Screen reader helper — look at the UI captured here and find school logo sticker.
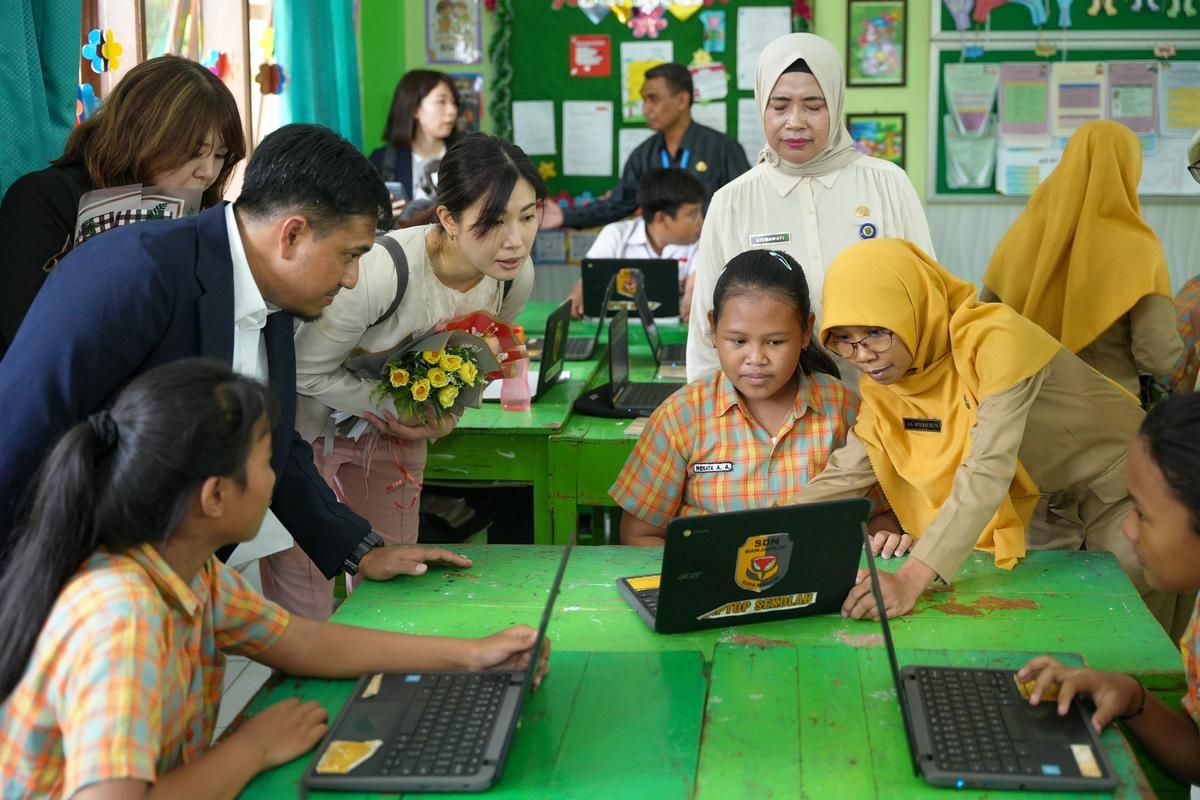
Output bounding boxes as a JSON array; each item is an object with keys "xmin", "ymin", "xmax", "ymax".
[
  {"xmin": 858, "ymin": 222, "xmax": 877, "ymax": 239},
  {"xmin": 615, "ymin": 267, "xmax": 644, "ymax": 299},
  {"xmin": 734, "ymin": 533, "xmax": 793, "ymax": 593}
]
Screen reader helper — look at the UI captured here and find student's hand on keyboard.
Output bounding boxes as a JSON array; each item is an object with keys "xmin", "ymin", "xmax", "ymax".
[
  {"xmin": 234, "ymin": 697, "xmax": 330, "ymax": 768},
  {"xmin": 869, "ymin": 530, "xmax": 913, "ymax": 559},
  {"xmin": 470, "ymin": 626, "xmax": 551, "ymax": 688},
  {"xmin": 1016, "ymin": 657, "xmax": 1143, "ymax": 733},
  {"xmin": 359, "ymin": 544, "xmax": 473, "ymax": 580}
]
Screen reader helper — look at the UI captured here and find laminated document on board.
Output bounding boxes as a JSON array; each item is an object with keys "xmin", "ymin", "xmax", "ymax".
[
  {"xmin": 512, "ymin": 100, "xmax": 556, "ymax": 155},
  {"xmin": 1108, "ymin": 61, "xmax": 1158, "ymax": 134},
  {"xmin": 944, "ymin": 63, "xmax": 998, "ymax": 136},
  {"xmin": 563, "ymin": 101, "xmax": 614, "ymax": 176},
  {"xmin": 1050, "ymin": 62, "xmax": 1106, "ymax": 136},
  {"xmin": 998, "ymin": 63, "xmax": 1049, "ymax": 136},
  {"xmin": 944, "ymin": 114, "xmax": 996, "ymax": 189},
  {"xmin": 1158, "ymin": 61, "xmax": 1200, "ymax": 137}
]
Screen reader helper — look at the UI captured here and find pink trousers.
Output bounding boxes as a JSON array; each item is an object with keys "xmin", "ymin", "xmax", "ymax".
[{"xmin": 259, "ymin": 434, "xmax": 427, "ymax": 619}]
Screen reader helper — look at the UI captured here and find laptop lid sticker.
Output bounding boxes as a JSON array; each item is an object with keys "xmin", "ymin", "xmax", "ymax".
[{"xmin": 735, "ymin": 533, "xmax": 793, "ymax": 592}]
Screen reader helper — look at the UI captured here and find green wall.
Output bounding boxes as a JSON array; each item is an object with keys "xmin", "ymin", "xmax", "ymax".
[{"xmin": 361, "ymin": 1, "xmax": 933, "ymax": 199}]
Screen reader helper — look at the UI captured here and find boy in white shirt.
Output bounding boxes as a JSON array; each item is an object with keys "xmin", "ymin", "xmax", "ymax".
[{"xmin": 567, "ymin": 168, "xmax": 705, "ymax": 321}]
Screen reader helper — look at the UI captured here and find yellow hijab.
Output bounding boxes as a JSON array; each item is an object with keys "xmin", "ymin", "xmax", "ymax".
[
  {"xmin": 822, "ymin": 239, "xmax": 1062, "ymax": 570},
  {"xmin": 983, "ymin": 120, "xmax": 1172, "ymax": 353}
]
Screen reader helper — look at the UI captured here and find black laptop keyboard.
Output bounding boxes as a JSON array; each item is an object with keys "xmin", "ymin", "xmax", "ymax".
[
  {"xmin": 918, "ymin": 668, "xmax": 1040, "ymax": 776},
  {"xmin": 378, "ymin": 673, "xmax": 510, "ymax": 778},
  {"xmin": 565, "ymin": 337, "xmax": 593, "ymax": 359},
  {"xmin": 620, "ymin": 381, "xmax": 678, "ymax": 409},
  {"xmin": 636, "ymin": 588, "xmax": 660, "ymax": 615}
]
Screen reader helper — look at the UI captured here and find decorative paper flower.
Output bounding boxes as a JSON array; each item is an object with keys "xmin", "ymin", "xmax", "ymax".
[
  {"xmin": 553, "ymin": 190, "xmax": 574, "ymax": 209},
  {"xmin": 255, "ymin": 62, "xmax": 287, "ymax": 95},
  {"xmin": 690, "ymin": 48, "xmax": 713, "ymax": 66},
  {"xmin": 629, "ymin": 6, "xmax": 668, "ymax": 37},
  {"xmin": 538, "ymin": 160, "xmax": 557, "ymax": 181},
  {"xmin": 792, "ymin": 0, "xmax": 814, "ymax": 24},
  {"xmin": 203, "ymin": 49, "xmax": 231, "ymax": 80},
  {"xmin": 81, "ymin": 29, "xmax": 122, "ymax": 74},
  {"xmin": 609, "ymin": 0, "xmax": 636, "ymax": 24},
  {"xmin": 76, "ymin": 83, "xmax": 100, "ymax": 125},
  {"xmin": 574, "ymin": 190, "xmax": 596, "ymax": 207}
]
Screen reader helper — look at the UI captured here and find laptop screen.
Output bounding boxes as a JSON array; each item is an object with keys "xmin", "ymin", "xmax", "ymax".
[
  {"xmin": 583, "ymin": 259, "xmax": 679, "ymax": 317},
  {"xmin": 518, "ymin": 534, "xmax": 575, "ymax": 698},
  {"xmin": 539, "ymin": 300, "xmax": 569, "ymax": 393},
  {"xmin": 633, "ymin": 285, "xmax": 663, "ymax": 358},
  {"xmin": 608, "ymin": 310, "xmax": 630, "ymax": 395}
]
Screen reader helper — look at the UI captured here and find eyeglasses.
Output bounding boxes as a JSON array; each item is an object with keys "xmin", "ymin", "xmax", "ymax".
[
  {"xmin": 825, "ymin": 330, "xmax": 895, "ymax": 359},
  {"xmin": 1190, "ymin": 160, "xmax": 1200, "ymax": 185}
]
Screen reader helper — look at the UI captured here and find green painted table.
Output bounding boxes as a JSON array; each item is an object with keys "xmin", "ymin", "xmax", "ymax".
[{"xmin": 243, "ymin": 545, "xmax": 1184, "ymax": 798}]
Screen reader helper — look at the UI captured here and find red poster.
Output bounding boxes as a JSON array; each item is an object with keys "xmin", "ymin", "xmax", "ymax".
[{"xmin": 569, "ymin": 34, "xmax": 611, "ymax": 77}]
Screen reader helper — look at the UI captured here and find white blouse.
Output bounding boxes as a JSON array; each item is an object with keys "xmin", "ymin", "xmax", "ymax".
[
  {"xmin": 293, "ymin": 224, "xmax": 534, "ymax": 440},
  {"xmin": 685, "ymin": 156, "xmax": 934, "ymax": 382}
]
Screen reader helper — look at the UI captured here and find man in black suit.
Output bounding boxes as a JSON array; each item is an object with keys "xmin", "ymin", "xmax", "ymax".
[{"xmin": 0, "ymin": 124, "xmax": 470, "ymax": 615}]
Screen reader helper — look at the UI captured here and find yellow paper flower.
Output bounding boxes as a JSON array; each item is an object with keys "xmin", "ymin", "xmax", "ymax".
[
  {"xmin": 427, "ymin": 368, "xmax": 449, "ymax": 388},
  {"xmin": 411, "ymin": 379, "xmax": 431, "ymax": 402},
  {"xmin": 389, "ymin": 367, "xmax": 409, "ymax": 387},
  {"xmin": 457, "ymin": 361, "xmax": 478, "ymax": 384},
  {"xmin": 439, "ymin": 353, "xmax": 463, "ymax": 371},
  {"xmin": 437, "ymin": 385, "xmax": 460, "ymax": 408},
  {"xmin": 422, "ymin": 350, "xmax": 443, "ymax": 364}
]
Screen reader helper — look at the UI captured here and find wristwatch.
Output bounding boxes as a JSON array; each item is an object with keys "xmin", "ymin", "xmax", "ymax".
[{"xmin": 343, "ymin": 531, "xmax": 384, "ymax": 576}]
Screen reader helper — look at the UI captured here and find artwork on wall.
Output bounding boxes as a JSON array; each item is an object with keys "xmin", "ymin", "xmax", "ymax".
[
  {"xmin": 426, "ymin": 0, "xmax": 483, "ymax": 64},
  {"xmin": 846, "ymin": 0, "xmax": 907, "ymax": 87},
  {"xmin": 847, "ymin": 112, "xmax": 906, "ymax": 168},
  {"xmin": 451, "ymin": 73, "xmax": 484, "ymax": 134}
]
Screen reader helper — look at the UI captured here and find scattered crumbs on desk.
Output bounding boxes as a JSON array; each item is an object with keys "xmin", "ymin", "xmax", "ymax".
[
  {"xmin": 625, "ymin": 417, "xmax": 651, "ymax": 436},
  {"xmin": 834, "ymin": 629, "xmax": 884, "ymax": 648}
]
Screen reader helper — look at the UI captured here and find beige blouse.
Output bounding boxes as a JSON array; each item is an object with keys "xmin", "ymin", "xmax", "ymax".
[
  {"xmin": 293, "ymin": 225, "xmax": 534, "ymax": 441},
  {"xmin": 790, "ymin": 348, "xmax": 1143, "ymax": 581}
]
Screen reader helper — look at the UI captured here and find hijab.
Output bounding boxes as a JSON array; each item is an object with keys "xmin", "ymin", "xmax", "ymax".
[{"xmin": 822, "ymin": 239, "xmax": 1062, "ymax": 569}]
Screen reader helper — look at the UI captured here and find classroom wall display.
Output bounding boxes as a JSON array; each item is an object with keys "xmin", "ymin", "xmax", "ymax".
[
  {"xmin": 937, "ymin": 0, "xmax": 1200, "ymax": 34},
  {"xmin": 848, "ymin": 112, "xmax": 907, "ymax": 167},
  {"xmin": 452, "ymin": 73, "xmax": 484, "ymax": 134},
  {"xmin": 847, "ymin": 0, "xmax": 908, "ymax": 86},
  {"xmin": 426, "ymin": 0, "xmax": 483, "ymax": 64}
]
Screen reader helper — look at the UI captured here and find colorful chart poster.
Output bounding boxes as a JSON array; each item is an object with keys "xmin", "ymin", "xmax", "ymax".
[
  {"xmin": 1108, "ymin": 61, "xmax": 1158, "ymax": 134},
  {"xmin": 570, "ymin": 34, "xmax": 611, "ymax": 77},
  {"xmin": 999, "ymin": 63, "xmax": 1050, "ymax": 136},
  {"xmin": 621, "ymin": 40, "xmax": 673, "ymax": 122},
  {"xmin": 1050, "ymin": 61, "xmax": 1106, "ymax": 136},
  {"xmin": 425, "ymin": 0, "xmax": 482, "ymax": 64},
  {"xmin": 1159, "ymin": 61, "xmax": 1200, "ymax": 137}
]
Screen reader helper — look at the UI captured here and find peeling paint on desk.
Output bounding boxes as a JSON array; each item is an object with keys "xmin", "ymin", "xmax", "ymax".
[
  {"xmin": 747, "ymin": 692, "xmax": 763, "ymax": 701},
  {"xmin": 868, "ymin": 689, "xmax": 897, "ymax": 702},
  {"xmin": 721, "ymin": 632, "xmax": 792, "ymax": 648},
  {"xmin": 834, "ymin": 629, "xmax": 884, "ymax": 648},
  {"xmin": 495, "ymin": 450, "xmax": 516, "ymax": 459}
]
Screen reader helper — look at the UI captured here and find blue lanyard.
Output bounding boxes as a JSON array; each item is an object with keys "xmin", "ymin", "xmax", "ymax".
[{"xmin": 661, "ymin": 148, "xmax": 690, "ymax": 169}]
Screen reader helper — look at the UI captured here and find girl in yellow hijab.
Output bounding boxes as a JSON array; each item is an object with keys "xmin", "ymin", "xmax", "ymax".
[
  {"xmin": 789, "ymin": 239, "xmax": 1188, "ymax": 637},
  {"xmin": 983, "ymin": 120, "xmax": 1181, "ymax": 398}
]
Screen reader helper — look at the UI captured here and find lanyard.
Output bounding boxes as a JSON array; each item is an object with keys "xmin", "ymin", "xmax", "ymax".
[{"xmin": 660, "ymin": 148, "xmax": 690, "ymax": 169}]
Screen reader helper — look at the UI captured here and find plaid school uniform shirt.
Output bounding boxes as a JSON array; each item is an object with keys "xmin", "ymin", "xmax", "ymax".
[
  {"xmin": 1182, "ymin": 593, "xmax": 1200, "ymax": 726},
  {"xmin": 0, "ymin": 543, "xmax": 289, "ymax": 799},
  {"xmin": 611, "ymin": 370, "xmax": 883, "ymax": 526}
]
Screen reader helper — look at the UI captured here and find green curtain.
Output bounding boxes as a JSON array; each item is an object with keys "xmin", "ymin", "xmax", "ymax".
[
  {"xmin": 276, "ymin": 0, "xmax": 364, "ymax": 149},
  {"xmin": 0, "ymin": 0, "xmax": 80, "ymax": 195}
]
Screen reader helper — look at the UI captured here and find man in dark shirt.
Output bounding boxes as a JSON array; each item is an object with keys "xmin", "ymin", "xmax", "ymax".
[{"xmin": 540, "ymin": 63, "xmax": 750, "ymax": 230}]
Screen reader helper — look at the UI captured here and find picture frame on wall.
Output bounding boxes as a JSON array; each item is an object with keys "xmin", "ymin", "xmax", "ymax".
[
  {"xmin": 846, "ymin": 0, "xmax": 907, "ymax": 87},
  {"xmin": 847, "ymin": 112, "xmax": 906, "ymax": 169},
  {"xmin": 426, "ymin": 0, "xmax": 483, "ymax": 65}
]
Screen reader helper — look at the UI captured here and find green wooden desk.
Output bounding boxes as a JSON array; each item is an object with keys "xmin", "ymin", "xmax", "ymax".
[{"xmin": 243, "ymin": 546, "xmax": 1184, "ymax": 798}]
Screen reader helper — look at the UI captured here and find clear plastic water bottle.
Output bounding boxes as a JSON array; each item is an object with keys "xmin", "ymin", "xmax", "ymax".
[{"xmin": 501, "ymin": 325, "xmax": 531, "ymax": 411}]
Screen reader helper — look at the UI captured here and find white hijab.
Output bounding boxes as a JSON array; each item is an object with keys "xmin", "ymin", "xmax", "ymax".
[{"xmin": 755, "ymin": 33, "xmax": 861, "ymax": 177}]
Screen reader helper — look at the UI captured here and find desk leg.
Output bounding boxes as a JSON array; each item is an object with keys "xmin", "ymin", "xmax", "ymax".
[{"xmin": 548, "ymin": 437, "xmax": 580, "ymax": 544}]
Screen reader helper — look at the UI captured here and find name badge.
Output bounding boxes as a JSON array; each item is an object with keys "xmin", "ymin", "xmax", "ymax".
[
  {"xmin": 903, "ymin": 418, "xmax": 942, "ymax": 433},
  {"xmin": 693, "ymin": 461, "xmax": 734, "ymax": 474},
  {"xmin": 748, "ymin": 232, "xmax": 790, "ymax": 246}
]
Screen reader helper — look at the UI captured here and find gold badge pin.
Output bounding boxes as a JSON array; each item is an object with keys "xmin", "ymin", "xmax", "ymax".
[
  {"xmin": 696, "ymin": 161, "xmax": 708, "ymax": 172},
  {"xmin": 856, "ymin": 206, "xmax": 870, "ymax": 217}
]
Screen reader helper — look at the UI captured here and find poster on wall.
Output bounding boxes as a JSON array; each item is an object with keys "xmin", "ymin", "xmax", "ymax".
[
  {"xmin": 621, "ymin": 40, "xmax": 673, "ymax": 122},
  {"xmin": 846, "ymin": 0, "xmax": 906, "ymax": 87},
  {"xmin": 452, "ymin": 73, "xmax": 484, "ymax": 134},
  {"xmin": 426, "ymin": 0, "xmax": 482, "ymax": 65},
  {"xmin": 847, "ymin": 113, "xmax": 906, "ymax": 168},
  {"xmin": 570, "ymin": 34, "xmax": 611, "ymax": 77}
]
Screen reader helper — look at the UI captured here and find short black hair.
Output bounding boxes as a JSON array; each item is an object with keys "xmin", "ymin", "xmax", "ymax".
[
  {"xmin": 1140, "ymin": 392, "xmax": 1200, "ymax": 537},
  {"xmin": 644, "ymin": 63, "xmax": 694, "ymax": 107},
  {"xmin": 236, "ymin": 123, "xmax": 392, "ymax": 234},
  {"xmin": 636, "ymin": 168, "xmax": 706, "ymax": 221}
]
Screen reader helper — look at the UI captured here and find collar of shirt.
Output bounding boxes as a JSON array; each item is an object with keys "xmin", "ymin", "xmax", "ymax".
[
  {"xmin": 126, "ymin": 542, "xmax": 203, "ymax": 617},
  {"xmin": 225, "ymin": 202, "xmax": 277, "ymax": 332},
  {"xmin": 762, "ymin": 163, "xmax": 842, "ymax": 197},
  {"xmin": 713, "ymin": 369, "xmax": 826, "ymax": 422}
]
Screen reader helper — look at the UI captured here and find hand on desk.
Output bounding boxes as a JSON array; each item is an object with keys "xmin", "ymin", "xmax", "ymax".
[
  {"xmin": 359, "ymin": 544, "xmax": 473, "ymax": 579},
  {"xmin": 841, "ymin": 557, "xmax": 935, "ymax": 620},
  {"xmin": 235, "ymin": 697, "xmax": 330, "ymax": 769},
  {"xmin": 869, "ymin": 530, "xmax": 913, "ymax": 559},
  {"xmin": 472, "ymin": 625, "xmax": 552, "ymax": 689},
  {"xmin": 1016, "ymin": 657, "xmax": 1142, "ymax": 733}
]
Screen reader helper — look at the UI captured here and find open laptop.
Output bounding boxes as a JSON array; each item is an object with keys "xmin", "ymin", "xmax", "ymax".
[
  {"xmin": 483, "ymin": 299, "xmax": 570, "ymax": 402},
  {"xmin": 531, "ymin": 274, "xmax": 616, "ymax": 362},
  {"xmin": 303, "ymin": 536, "xmax": 575, "ymax": 793},
  {"xmin": 617, "ymin": 499, "xmax": 870, "ymax": 634},
  {"xmin": 582, "ymin": 258, "xmax": 679, "ymax": 318},
  {"xmin": 607, "ymin": 310, "xmax": 683, "ymax": 416},
  {"xmin": 860, "ymin": 524, "xmax": 1119, "ymax": 791},
  {"xmin": 632, "ymin": 284, "xmax": 686, "ymax": 366}
]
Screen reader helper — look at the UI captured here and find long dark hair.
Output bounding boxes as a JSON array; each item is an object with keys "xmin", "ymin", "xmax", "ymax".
[
  {"xmin": 56, "ymin": 55, "xmax": 245, "ymax": 209},
  {"xmin": 412, "ymin": 132, "xmax": 548, "ymax": 237},
  {"xmin": 383, "ymin": 70, "xmax": 460, "ymax": 150},
  {"xmin": 0, "ymin": 359, "xmax": 276, "ymax": 702},
  {"xmin": 712, "ymin": 249, "xmax": 840, "ymax": 379},
  {"xmin": 1140, "ymin": 392, "xmax": 1200, "ymax": 536}
]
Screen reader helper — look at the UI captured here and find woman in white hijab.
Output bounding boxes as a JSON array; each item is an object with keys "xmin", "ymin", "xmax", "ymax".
[{"xmin": 685, "ymin": 33, "xmax": 934, "ymax": 381}]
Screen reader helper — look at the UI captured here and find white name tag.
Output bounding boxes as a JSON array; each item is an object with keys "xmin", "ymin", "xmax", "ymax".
[
  {"xmin": 692, "ymin": 461, "xmax": 734, "ymax": 474},
  {"xmin": 748, "ymin": 232, "xmax": 790, "ymax": 246}
]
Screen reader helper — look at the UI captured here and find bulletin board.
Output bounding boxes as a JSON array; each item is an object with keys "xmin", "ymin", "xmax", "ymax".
[
  {"xmin": 508, "ymin": 2, "xmax": 802, "ymax": 201},
  {"xmin": 936, "ymin": 3, "xmax": 1200, "ymax": 35},
  {"xmin": 929, "ymin": 41, "xmax": 1200, "ymax": 199}
]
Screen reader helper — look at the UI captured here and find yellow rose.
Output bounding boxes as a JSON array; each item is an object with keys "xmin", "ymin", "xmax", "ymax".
[
  {"xmin": 457, "ymin": 361, "xmax": 478, "ymax": 384},
  {"xmin": 437, "ymin": 385, "xmax": 460, "ymax": 408},
  {"xmin": 439, "ymin": 353, "xmax": 463, "ymax": 371},
  {"xmin": 422, "ymin": 350, "xmax": 443, "ymax": 364},
  {"xmin": 411, "ymin": 379, "xmax": 431, "ymax": 402},
  {"xmin": 427, "ymin": 367, "xmax": 449, "ymax": 388},
  {"xmin": 388, "ymin": 367, "xmax": 409, "ymax": 387}
]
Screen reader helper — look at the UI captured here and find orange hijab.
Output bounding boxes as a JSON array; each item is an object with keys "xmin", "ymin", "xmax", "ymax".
[
  {"xmin": 823, "ymin": 240, "xmax": 1062, "ymax": 570},
  {"xmin": 983, "ymin": 120, "xmax": 1172, "ymax": 353}
]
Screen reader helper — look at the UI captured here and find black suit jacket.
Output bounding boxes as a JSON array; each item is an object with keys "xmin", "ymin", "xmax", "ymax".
[{"xmin": 0, "ymin": 203, "xmax": 369, "ymax": 576}]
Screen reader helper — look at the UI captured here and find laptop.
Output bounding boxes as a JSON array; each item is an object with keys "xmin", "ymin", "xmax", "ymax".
[
  {"xmin": 303, "ymin": 536, "xmax": 575, "ymax": 793},
  {"xmin": 617, "ymin": 499, "xmax": 870, "ymax": 634},
  {"xmin": 582, "ymin": 258, "xmax": 680, "ymax": 318},
  {"xmin": 483, "ymin": 299, "xmax": 570, "ymax": 402},
  {"xmin": 531, "ymin": 274, "xmax": 616, "ymax": 362},
  {"xmin": 607, "ymin": 310, "xmax": 683, "ymax": 416},
  {"xmin": 860, "ymin": 524, "xmax": 1119, "ymax": 791},
  {"xmin": 632, "ymin": 284, "xmax": 686, "ymax": 366}
]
